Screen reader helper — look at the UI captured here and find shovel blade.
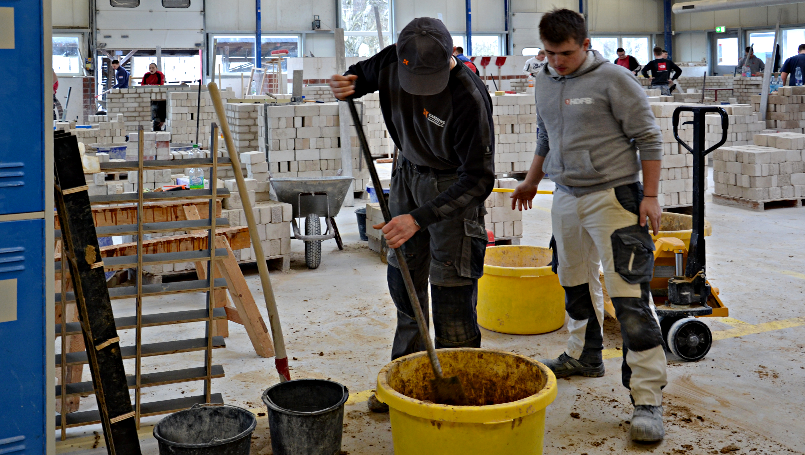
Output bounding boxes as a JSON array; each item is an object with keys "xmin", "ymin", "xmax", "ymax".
[{"xmin": 430, "ymin": 375, "xmax": 468, "ymax": 406}]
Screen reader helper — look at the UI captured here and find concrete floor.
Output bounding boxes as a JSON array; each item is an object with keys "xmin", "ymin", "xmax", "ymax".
[{"xmin": 57, "ymin": 169, "xmax": 805, "ymax": 454}]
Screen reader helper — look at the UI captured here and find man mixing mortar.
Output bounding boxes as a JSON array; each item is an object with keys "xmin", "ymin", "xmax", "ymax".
[
  {"xmin": 330, "ymin": 17, "xmax": 495, "ymax": 412},
  {"xmin": 510, "ymin": 9, "xmax": 668, "ymax": 442}
]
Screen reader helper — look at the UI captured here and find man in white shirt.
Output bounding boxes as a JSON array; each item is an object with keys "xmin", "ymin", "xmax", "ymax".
[{"xmin": 523, "ymin": 49, "xmax": 547, "ymax": 76}]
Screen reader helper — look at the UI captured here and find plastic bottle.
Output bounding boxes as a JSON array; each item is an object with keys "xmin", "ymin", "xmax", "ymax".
[
  {"xmin": 188, "ymin": 149, "xmax": 205, "ymax": 189},
  {"xmin": 743, "ymin": 65, "xmax": 751, "ymax": 77},
  {"xmin": 796, "ymin": 67, "xmax": 803, "ymax": 86}
]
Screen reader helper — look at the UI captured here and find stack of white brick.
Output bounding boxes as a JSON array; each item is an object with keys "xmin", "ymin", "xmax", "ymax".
[
  {"xmin": 704, "ymin": 104, "xmax": 766, "ymax": 150},
  {"xmin": 302, "ymin": 85, "xmax": 337, "ymax": 103},
  {"xmin": 126, "ymin": 131, "xmax": 172, "ymax": 160},
  {"xmin": 225, "ymin": 103, "xmax": 262, "ymax": 150},
  {"xmin": 364, "ymin": 203, "xmax": 385, "ymax": 254},
  {"xmin": 484, "ymin": 178, "xmax": 523, "ymax": 240},
  {"xmin": 167, "ymin": 89, "xmax": 234, "ymax": 148},
  {"xmin": 220, "ymin": 200, "xmax": 293, "ymax": 264},
  {"xmin": 713, "ymin": 133, "xmax": 805, "ymax": 201},
  {"xmin": 751, "ymin": 86, "xmax": 805, "ymax": 132},
  {"xmin": 492, "ymin": 94, "xmax": 537, "ymax": 174},
  {"xmin": 733, "ymin": 76, "xmax": 764, "ymax": 104},
  {"xmin": 68, "ymin": 117, "xmax": 129, "ymax": 145},
  {"xmin": 363, "ymin": 93, "xmax": 395, "ymax": 157},
  {"xmin": 650, "ymin": 103, "xmax": 697, "ymax": 207}
]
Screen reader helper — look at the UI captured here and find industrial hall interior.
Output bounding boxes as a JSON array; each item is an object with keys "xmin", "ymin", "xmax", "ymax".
[{"xmin": 4, "ymin": 0, "xmax": 805, "ymax": 453}]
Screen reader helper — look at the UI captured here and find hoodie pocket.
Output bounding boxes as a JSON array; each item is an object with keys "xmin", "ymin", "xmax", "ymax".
[{"xmin": 562, "ymin": 149, "xmax": 605, "ymax": 185}]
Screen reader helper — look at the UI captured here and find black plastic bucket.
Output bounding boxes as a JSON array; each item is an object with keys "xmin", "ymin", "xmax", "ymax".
[
  {"xmin": 153, "ymin": 404, "xmax": 257, "ymax": 455},
  {"xmin": 262, "ymin": 379, "xmax": 349, "ymax": 455},
  {"xmin": 355, "ymin": 207, "xmax": 368, "ymax": 241}
]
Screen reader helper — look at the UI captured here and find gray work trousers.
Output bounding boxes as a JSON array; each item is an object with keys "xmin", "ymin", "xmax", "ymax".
[{"xmin": 386, "ymin": 159, "xmax": 487, "ymax": 360}]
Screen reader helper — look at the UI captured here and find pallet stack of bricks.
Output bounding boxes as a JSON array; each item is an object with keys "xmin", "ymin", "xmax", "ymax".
[
  {"xmin": 257, "ymin": 102, "xmax": 373, "ymax": 192},
  {"xmin": 484, "ymin": 178, "xmax": 523, "ymax": 241},
  {"xmin": 649, "ymin": 102, "xmax": 697, "ymax": 207},
  {"xmin": 751, "ymin": 86, "xmax": 805, "ymax": 132},
  {"xmin": 704, "ymin": 104, "xmax": 766, "ymax": 150},
  {"xmin": 713, "ymin": 132, "xmax": 805, "ymax": 202},
  {"xmin": 492, "ymin": 94, "xmax": 537, "ymax": 175},
  {"xmin": 167, "ymin": 88, "xmax": 234, "ymax": 149},
  {"xmin": 219, "ymin": 200, "xmax": 292, "ymax": 268}
]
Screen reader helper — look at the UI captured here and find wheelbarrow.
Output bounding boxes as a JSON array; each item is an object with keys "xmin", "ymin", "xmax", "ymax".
[{"xmin": 271, "ymin": 176, "xmax": 353, "ymax": 269}]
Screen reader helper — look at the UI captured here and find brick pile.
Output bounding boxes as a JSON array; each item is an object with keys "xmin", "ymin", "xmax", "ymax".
[
  {"xmin": 704, "ymin": 104, "xmax": 765, "ymax": 150},
  {"xmin": 362, "ymin": 93, "xmax": 394, "ymax": 157},
  {"xmin": 220, "ymin": 200, "xmax": 293, "ymax": 268},
  {"xmin": 483, "ymin": 178, "xmax": 523, "ymax": 241},
  {"xmin": 751, "ymin": 86, "xmax": 805, "ymax": 132},
  {"xmin": 302, "ymin": 85, "xmax": 337, "ymax": 103},
  {"xmin": 649, "ymin": 102, "xmax": 697, "ymax": 207},
  {"xmin": 492, "ymin": 94, "xmax": 537, "ymax": 175},
  {"xmin": 167, "ymin": 88, "xmax": 235, "ymax": 149},
  {"xmin": 713, "ymin": 133, "xmax": 805, "ymax": 203},
  {"xmin": 732, "ymin": 76, "xmax": 764, "ymax": 104}
]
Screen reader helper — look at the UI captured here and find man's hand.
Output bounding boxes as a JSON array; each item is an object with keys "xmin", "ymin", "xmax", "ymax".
[
  {"xmin": 373, "ymin": 214, "xmax": 420, "ymax": 249},
  {"xmin": 330, "ymin": 74, "xmax": 358, "ymax": 100},
  {"xmin": 640, "ymin": 197, "xmax": 661, "ymax": 236},
  {"xmin": 511, "ymin": 183, "xmax": 539, "ymax": 211}
]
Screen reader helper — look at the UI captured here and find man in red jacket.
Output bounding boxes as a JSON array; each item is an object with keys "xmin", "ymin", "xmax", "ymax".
[{"xmin": 141, "ymin": 63, "xmax": 166, "ymax": 85}]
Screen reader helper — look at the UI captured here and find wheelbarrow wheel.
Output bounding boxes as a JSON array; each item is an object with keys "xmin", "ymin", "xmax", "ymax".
[{"xmin": 305, "ymin": 214, "xmax": 322, "ymax": 269}]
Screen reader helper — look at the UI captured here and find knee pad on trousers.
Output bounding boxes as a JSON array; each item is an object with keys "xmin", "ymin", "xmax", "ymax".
[
  {"xmin": 564, "ymin": 283, "xmax": 595, "ymax": 321},
  {"xmin": 611, "ymin": 285, "xmax": 663, "ymax": 352},
  {"xmin": 431, "ymin": 283, "xmax": 481, "ymax": 348}
]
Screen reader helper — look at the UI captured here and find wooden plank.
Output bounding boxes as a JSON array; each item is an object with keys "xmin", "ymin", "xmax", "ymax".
[
  {"xmin": 57, "ymin": 365, "xmax": 225, "ymax": 398},
  {"xmin": 54, "ymin": 199, "xmax": 222, "ymax": 230},
  {"xmin": 56, "ymin": 307, "xmax": 227, "ymax": 337},
  {"xmin": 101, "ymin": 157, "xmax": 233, "ymax": 172},
  {"xmin": 56, "ymin": 336, "xmax": 227, "ymax": 367},
  {"xmin": 89, "ymin": 188, "xmax": 230, "ymax": 205},
  {"xmin": 57, "ymin": 278, "xmax": 229, "ymax": 304},
  {"xmin": 54, "ymin": 131, "xmax": 142, "ymax": 453},
  {"xmin": 57, "ymin": 393, "xmax": 224, "ymax": 428},
  {"xmin": 55, "ymin": 218, "xmax": 231, "ymax": 238},
  {"xmin": 55, "ymin": 296, "xmax": 83, "ymax": 414},
  {"xmin": 712, "ymin": 194, "xmax": 803, "ymax": 211},
  {"xmin": 56, "ymin": 248, "xmax": 229, "ymax": 272}
]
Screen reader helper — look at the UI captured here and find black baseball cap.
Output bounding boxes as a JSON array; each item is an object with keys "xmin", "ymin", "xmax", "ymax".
[{"xmin": 396, "ymin": 18, "xmax": 453, "ymax": 96}]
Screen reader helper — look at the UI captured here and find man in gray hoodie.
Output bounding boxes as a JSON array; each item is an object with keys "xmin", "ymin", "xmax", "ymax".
[{"xmin": 511, "ymin": 9, "xmax": 667, "ymax": 442}]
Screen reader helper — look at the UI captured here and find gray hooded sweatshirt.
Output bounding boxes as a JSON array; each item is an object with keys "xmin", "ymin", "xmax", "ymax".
[{"xmin": 535, "ymin": 50, "xmax": 662, "ymax": 196}]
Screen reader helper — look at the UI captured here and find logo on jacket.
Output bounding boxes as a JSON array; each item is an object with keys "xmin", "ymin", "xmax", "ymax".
[
  {"xmin": 423, "ymin": 108, "xmax": 446, "ymax": 127},
  {"xmin": 658, "ymin": 62, "xmax": 667, "ymax": 71},
  {"xmin": 564, "ymin": 98, "xmax": 593, "ymax": 105}
]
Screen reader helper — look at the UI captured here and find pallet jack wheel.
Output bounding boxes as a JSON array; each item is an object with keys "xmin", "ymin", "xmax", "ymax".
[
  {"xmin": 305, "ymin": 214, "xmax": 322, "ymax": 269},
  {"xmin": 666, "ymin": 317, "xmax": 712, "ymax": 361}
]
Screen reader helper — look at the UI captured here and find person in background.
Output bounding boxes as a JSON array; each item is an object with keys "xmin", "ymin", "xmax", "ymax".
[
  {"xmin": 738, "ymin": 47, "xmax": 765, "ymax": 76},
  {"xmin": 331, "ymin": 17, "xmax": 495, "ymax": 414},
  {"xmin": 111, "ymin": 59, "xmax": 129, "ymax": 89},
  {"xmin": 642, "ymin": 47, "xmax": 681, "ymax": 96},
  {"xmin": 53, "ymin": 69, "xmax": 62, "ymax": 120},
  {"xmin": 511, "ymin": 8, "xmax": 667, "ymax": 443},
  {"xmin": 614, "ymin": 48, "xmax": 642, "ymax": 76},
  {"xmin": 524, "ymin": 50, "xmax": 548, "ymax": 76},
  {"xmin": 141, "ymin": 63, "xmax": 166, "ymax": 86},
  {"xmin": 781, "ymin": 44, "xmax": 805, "ymax": 86},
  {"xmin": 453, "ymin": 46, "xmax": 480, "ymax": 75}
]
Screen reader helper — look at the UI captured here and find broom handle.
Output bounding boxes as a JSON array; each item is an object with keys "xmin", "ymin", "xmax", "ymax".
[
  {"xmin": 346, "ymin": 98, "xmax": 444, "ymax": 380},
  {"xmin": 207, "ymin": 82, "xmax": 290, "ymax": 382}
]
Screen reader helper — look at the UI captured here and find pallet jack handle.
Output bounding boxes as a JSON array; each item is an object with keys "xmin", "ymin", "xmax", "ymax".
[{"xmin": 670, "ymin": 106, "xmax": 729, "ymax": 279}]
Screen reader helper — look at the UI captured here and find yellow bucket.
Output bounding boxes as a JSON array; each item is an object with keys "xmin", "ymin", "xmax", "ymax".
[
  {"xmin": 477, "ymin": 246, "xmax": 565, "ymax": 334},
  {"xmin": 650, "ymin": 212, "xmax": 712, "ymax": 249},
  {"xmin": 376, "ymin": 349, "xmax": 557, "ymax": 455}
]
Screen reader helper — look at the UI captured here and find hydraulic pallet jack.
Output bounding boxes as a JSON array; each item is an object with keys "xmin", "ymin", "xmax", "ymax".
[{"xmin": 652, "ymin": 106, "xmax": 731, "ymax": 361}]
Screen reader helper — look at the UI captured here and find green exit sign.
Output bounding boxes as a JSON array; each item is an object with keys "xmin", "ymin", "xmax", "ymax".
[{"xmin": 716, "ymin": 26, "xmax": 726, "ymax": 33}]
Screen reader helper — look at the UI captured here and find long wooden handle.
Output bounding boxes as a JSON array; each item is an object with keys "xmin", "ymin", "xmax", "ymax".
[
  {"xmin": 346, "ymin": 99, "xmax": 444, "ymax": 380},
  {"xmin": 207, "ymin": 82, "xmax": 290, "ymax": 382}
]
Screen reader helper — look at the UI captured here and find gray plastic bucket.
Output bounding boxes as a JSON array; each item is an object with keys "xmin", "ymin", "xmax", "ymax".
[
  {"xmin": 262, "ymin": 379, "xmax": 349, "ymax": 455},
  {"xmin": 153, "ymin": 404, "xmax": 256, "ymax": 455}
]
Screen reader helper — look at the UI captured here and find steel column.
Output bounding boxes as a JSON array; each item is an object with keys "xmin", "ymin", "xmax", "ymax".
[
  {"xmin": 465, "ymin": 0, "xmax": 472, "ymax": 55},
  {"xmin": 664, "ymin": 0, "xmax": 673, "ymax": 60},
  {"xmin": 256, "ymin": 0, "xmax": 262, "ymax": 69}
]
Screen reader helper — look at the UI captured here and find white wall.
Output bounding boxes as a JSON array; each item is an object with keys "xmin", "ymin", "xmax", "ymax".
[
  {"xmin": 674, "ymin": 32, "xmax": 708, "ymax": 63},
  {"xmin": 53, "ymin": 0, "xmax": 89, "ymax": 28},
  {"xmin": 96, "ymin": 0, "xmax": 204, "ymax": 49},
  {"xmin": 673, "ymin": 3, "xmax": 805, "ymax": 32},
  {"xmin": 394, "ymin": 0, "xmax": 505, "ymax": 33},
  {"xmin": 206, "ymin": 0, "xmax": 337, "ymax": 32},
  {"xmin": 54, "ymin": 77, "xmax": 85, "ymax": 123}
]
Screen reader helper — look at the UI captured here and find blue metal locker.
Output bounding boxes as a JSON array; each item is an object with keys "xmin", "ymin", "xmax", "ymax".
[{"xmin": 0, "ymin": 0, "xmax": 53, "ymax": 453}]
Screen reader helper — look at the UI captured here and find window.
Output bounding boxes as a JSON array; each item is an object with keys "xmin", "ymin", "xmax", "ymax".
[
  {"xmin": 162, "ymin": 0, "xmax": 190, "ymax": 7},
  {"xmin": 748, "ymin": 32, "xmax": 775, "ymax": 66},
  {"xmin": 717, "ymin": 37, "xmax": 738, "ymax": 66},
  {"xmin": 342, "ymin": 0, "xmax": 391, "ymax": 57},
  {"xmin": 131, "ymin": 56, "xmax": 201, "ymax": 84},
  {"xmin": 53, "ymin": 36, "xmax": 82, "ymax": 75},
  {"xmin": 211, "ymin": 35, "xmax": 300, "ymax": 74},
  {"xmin": 521, "ymin": 47, "xmax": 541, "ymax": 56},
  {"xmin": 590, "ymin": 37, "xmax": 619, "ymax": 61},
  {"xmin": 622, "ymin": 37, "xmax": 650, "ymax": 66},
  {"xmin": 452, "ymin": 35, "xmax": 502, "ymax": 56},
  {"xmin": 110, "ymin": 0, "xmax": 139, "ymax": 7},
  {"xmin": 783, "ymin": 29, "xmax": 805, "ymax": 64}
]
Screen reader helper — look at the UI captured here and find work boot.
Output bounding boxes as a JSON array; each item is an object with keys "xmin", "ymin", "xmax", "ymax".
[
  {"xmin": 630, "ymin": 405, "xmax": 665, "ymax": 442},
  {"xmin": 367, "ymin": 393, "xmax": 389, "ymax": 413},
  {"xmin": 539, "ymin": 353, "xmax": 605, "ymax": 378}
]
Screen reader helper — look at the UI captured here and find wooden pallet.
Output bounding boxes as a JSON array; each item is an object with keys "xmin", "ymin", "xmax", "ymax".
[{"xmin": 712, "ymin": 193, "xmax": 804, "ymax": 211}]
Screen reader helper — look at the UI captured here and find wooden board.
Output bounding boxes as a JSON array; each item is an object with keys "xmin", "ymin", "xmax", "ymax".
[
  {"xmin": 712, "ymin": 194, "xmax": 804, "ymax": 211},
  {"xmin": 54, "ymin": 199, "xmax": 222, "ymax": 230}
]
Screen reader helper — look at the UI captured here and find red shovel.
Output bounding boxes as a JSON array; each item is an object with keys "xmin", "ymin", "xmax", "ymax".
[
  {"xmin": 479, "ymin": 57, "xmax": 492, "ymax": 90},
  {"xmin": 494, "ymin": 57, "xmax": 507, "ymax": 91}
]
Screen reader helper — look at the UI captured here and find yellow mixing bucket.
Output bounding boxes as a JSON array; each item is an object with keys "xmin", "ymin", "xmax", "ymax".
[
  {"xmin": 477, "ymin": 246, "xmax": 565, "ymax": 334},
  {"xmin": 376, "ymin": 349, "xmax": 557, "ymax": 455},
  {"xmin": 650, "ymin": 212, "xmax": 712, "ymax": 249}
]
